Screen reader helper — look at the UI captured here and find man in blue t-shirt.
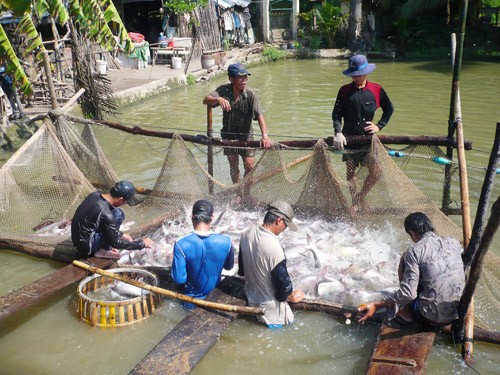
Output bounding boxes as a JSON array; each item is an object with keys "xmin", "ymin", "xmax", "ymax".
[{"xmin": 171, "ymin": 200, "xmax": 235, "ymax": 309}]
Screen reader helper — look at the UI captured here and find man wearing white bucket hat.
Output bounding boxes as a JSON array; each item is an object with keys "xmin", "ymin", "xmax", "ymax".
[{"xmin": 331, "ymin": 54, "xmax": 394, "ymax": 212}]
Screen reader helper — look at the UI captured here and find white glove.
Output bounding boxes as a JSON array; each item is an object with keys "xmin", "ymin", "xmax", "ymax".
[{"xmin": 333, "ymin": 132, "xmax": 347, "ymax": 150}]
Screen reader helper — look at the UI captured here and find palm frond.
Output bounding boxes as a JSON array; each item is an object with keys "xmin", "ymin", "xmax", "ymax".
[{"xmin": 400, "ymin": 0, "xmax": 448, "ymax": 18}]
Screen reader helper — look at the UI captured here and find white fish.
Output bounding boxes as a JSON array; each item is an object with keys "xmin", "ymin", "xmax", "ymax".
[
  {"xmin": 34, "ymin": 220, "xmax": 71, "ymax": 236},
  {"xmin": 111, "ymin": 279, "xmax": 149, "ymax": 297},
  {"xmin": 317, "ymin": 279, "xmax": 346, "ymax": 301}
]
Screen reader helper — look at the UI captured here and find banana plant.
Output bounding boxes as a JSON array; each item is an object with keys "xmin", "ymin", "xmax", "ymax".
[
  {"xmin": 100, "ymin": 0, "xmax": 133, "ymax": 54},
  {"xmin": 0, "ymin": 24, "xmax": 32, "ymax": 96},
  {"xmin": 69, "ymin": 0, "xmax": 122, "ymax": 53}
]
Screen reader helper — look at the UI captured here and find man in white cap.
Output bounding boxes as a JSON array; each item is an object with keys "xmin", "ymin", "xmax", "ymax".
[
  {"xmin": 238, "ymin": 200, "xmax": 304, "ymax": 328},
  {"xmin": 331, "ymin": 54, "xmax": 394, "ymax": 212},
  {"xmin": 203, "ymin": 63, "xmax": 272, "ymax": 191}
]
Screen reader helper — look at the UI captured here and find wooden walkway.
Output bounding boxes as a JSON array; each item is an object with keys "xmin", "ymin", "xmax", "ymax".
[
  {"xmin": 0, "ymin": 258, "xmax": 114, "ymax": 322},
  {"xmin": 129, "ymin": 288, "xmax": 245, "ymax": 375},
  {"xmin": 366, "ymin": 324, "xmax": 436, "ymax": 374}
]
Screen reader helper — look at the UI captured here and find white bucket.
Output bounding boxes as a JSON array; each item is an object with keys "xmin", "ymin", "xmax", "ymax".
[
  {"xmin": 96, "ymin": 60, "xmax": 107, "ymax": 75},
  {"xmin": 172, "ymin": 57, "xmax": 182, "ymax": 70}
]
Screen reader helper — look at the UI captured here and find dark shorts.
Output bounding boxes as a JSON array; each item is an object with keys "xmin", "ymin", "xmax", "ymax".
[
  {"xmin": 343, "ymin": 150, "xmax": 368, "ymax": 167},
  {"xmin": 224, "ymin": 147, "xmax": 255, "ymax": 157},
  {"xmin": 410, "ymin": 300, "xmax": 451, "ymax": 329}
]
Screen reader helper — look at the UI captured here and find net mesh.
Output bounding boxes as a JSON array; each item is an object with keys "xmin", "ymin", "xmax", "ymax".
[{"xmin": 0, "ymin": 114, "xmax": 498, "ymax": 331}]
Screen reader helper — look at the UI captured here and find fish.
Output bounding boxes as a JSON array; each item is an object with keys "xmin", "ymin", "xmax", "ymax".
[
  {"xmin": 34, "ymin": 219, "xmax": 71, "ymax": 236},
  {"xmin": 114, "ymin": 206, "xmax": 404, "ymax": 308},
  {"xmin": 111, "ymin": 279, "xmax": 149, "ymax": 297}
]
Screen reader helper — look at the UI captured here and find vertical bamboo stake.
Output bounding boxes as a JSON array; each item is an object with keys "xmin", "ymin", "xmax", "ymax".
[
  {"xmin": 455, "ymin": 100, "xmax": 474, "ymax": 363},
  {"xmin": 109, "ymin": 305, "xmax": 116, "ymax": 326},
  {"xmin": 42, "ymin": 50, "xmax": 59, "ymax": 110},
  {"xmin": 127, "ymin": 304, "xmax": 134, "ymax": 323},
  {"xmin": 207, "ymin": 105, "xmax": 214, "ymax": 194},
  {"xmin": 119, "ymin": 305, "xmax": 125, "ymax": 325},
  {"xmin": 90, "ymin": 303, "xmax": 98, "ymax": 326},
  {"xmin": 135, "ymin": 302, "xmax": 143, "ymax": 320},
  {"xmin": 99, "ymin": 305, "xmax": 107, "ymax": 326},
  {"xmin": 443, "ymin": 0, "xmax": 468, "ymax": 211}
]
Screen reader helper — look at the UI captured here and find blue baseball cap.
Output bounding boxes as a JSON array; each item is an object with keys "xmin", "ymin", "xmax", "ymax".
[{"xmin": 228, "ymin": 63, "xmax": 251, "ymax": 77}]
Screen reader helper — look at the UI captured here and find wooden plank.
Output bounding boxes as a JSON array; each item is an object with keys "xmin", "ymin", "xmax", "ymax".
[
  {"xmin": 129, "ymin": 288, "xmax": 245, "ymax": 375},
  {"xmin": 366, "ymin": 324, "xmax": 436, "ymax": 375},
  {"xmin": 0, "ymin": 258, "xmax": 114, "ymax": 322}
]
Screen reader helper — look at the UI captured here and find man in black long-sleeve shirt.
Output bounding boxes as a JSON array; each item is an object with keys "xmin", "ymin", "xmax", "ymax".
[
  {"xmin": 332, "ymin": 55, "xmax": 394, "ymax": 212},
  {"xmin": 71, "ymin": 180, "xmax": 153, "ymax": 259}
]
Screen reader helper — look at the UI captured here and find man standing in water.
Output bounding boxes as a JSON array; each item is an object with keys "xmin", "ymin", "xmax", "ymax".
[
  {"xmin": 357, "ymin": 212, "xmax": 465, "ymax": 328},
  {"xmin": 332, "ymin": 54, "xmax": 394, "ymax": 211},
  {"xmin": 71, "ymin": 180, "xmax": 153, "ymax": 259},
  {"xmin": 171, "ymin": 200, "xmax": 235, "ymax": 310},
  {"xmin": 203, "ymin": 63, "xmax": 272, "ymax": 193},
  {"xmin": 238, "ymin": 200, "xmax": 304, "ymax": 328}
]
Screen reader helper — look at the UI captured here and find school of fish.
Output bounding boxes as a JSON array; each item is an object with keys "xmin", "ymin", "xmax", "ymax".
[{"xmin": 35, "ymin": 208, "xmax": 407, "ymax": 305}]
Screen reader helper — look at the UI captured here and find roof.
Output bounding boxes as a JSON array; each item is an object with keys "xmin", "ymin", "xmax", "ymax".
[{"xmin": 215, "ymin": 0, "xmax": 251, "ymax": 9}]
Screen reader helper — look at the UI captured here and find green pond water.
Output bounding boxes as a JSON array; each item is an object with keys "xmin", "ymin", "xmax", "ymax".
[{"xmin": 1, "ymin": 58, "xmax": 499, "ymax": 374}]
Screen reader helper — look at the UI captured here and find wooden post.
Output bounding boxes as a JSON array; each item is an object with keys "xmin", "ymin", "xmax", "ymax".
[
  {"xmin": 41, "ymin": 50, "xmax": 59, "ymax": 110},
  {"xmin": 455, "ymin": 103, "xmax": 475, "ymax": 363},
  {"xmin": 50, "ymin": 17, "xmax": 64, "ymax": 82},
  {"xmin": 463, "ymin": 122, "xmax": 500, "ymax": 267},
  {"xmin": 443, "ymin": 0, "xmax": 468, "ymax": 212},
  {"xmin": 207, "ymin": 105, "xmax": 214, "ymax": 194},
  {"xmin": 455, "ymin": 123, "xmax": 500, "ymax": 358}
]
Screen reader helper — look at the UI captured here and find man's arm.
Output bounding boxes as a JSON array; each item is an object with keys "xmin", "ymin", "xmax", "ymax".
[
  {"xmin": 102, "ymin": 212, "xmax": 146, "ymax": 250},
  {"xmin": 256, "ymin": 114, "xmax": 272, "ymax": 148},
  {"xmin": 376, "ymin": 87, "xmax": 394, "ymax": 130},
  {"xmin": 171, "ymin": 242, "xmax": 187, "ymax": 285},
  {"xmin": 223, "ymin": 244, "xmax": 235, "ymax": 270},
  {"xmin": 358, "ymin": 299, "xmax": 394, "ymax": 322}
]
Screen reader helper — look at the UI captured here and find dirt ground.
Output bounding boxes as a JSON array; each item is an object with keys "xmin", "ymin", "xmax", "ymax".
[{"xmin": 21, "ymin": 44, "xmax": 264, "ymax": 118}]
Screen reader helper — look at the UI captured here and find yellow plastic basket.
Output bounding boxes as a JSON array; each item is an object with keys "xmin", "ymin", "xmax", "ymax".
[{"xmin": 77, "ymin": 268, "xmax": 161, "ymax": 327}]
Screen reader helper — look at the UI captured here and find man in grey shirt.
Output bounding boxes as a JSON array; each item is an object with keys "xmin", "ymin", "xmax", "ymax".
[
  {"xmin": 358, "ymin": 212, "xmax": 465, "ymax": 327},
  {"xmin": 238, "ymin": 200, "xmax": 304, "ymax": 328}
]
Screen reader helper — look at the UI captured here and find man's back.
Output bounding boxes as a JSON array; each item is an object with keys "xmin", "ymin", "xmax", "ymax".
[
  {"xmin": 171, "ymin": 232, "xmax": 233, "ymax": 299},
  {"xmin": 402, "ymin": 231, "xmax": 465, "ymax": 323}
]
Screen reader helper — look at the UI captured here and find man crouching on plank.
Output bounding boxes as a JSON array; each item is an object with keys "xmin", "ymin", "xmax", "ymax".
[
  {"xmin": 358, "ymin": 212, "xmax": 465, "ymax": 329},
  {"xmin": 238, "ymin": 200, "xmax": 304, "ymax": 329}
]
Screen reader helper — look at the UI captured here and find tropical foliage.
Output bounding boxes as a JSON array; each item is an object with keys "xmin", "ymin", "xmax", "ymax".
[
  {"xmin": 299, "ymin": 0, "xmax": 344, "ymax": 48},
  {"xmin": 163, "ymin": 0, "xmax": 208, "ymax": 14},
  {"xmin": 0, "ymin": 0, "xmax": 133, "ymax": 96}
]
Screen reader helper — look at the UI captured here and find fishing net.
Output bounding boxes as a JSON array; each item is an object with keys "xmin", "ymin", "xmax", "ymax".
[{"xmin": 0, "ymin": 114, "xmax": 498, "ymax": 332}]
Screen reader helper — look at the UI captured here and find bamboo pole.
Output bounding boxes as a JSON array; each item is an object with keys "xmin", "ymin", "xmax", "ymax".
[
  {"xmin": 455, "ymin": 103, "xmax": 474, "ymax": 362},
  {"xmin": 72, "ymin": 260, "xmax": 264, "ymax": 316},
  {"xmin": 207, "ymin": 105, "xmax": 214, "ymax": 194},
  {"xmin": 42, "ymin": 50, "xmax": 59, "ymax": 110},
  {"xmin": 463, "ymin": 123, "xmax": 500, "ymax": 267},
  {"xmin": 443, "ymin": 0, "xmax": 468, "ymax": 212},
  {"xmin": 63, "ymin": 115, "xmax": 472, "ymax": 149}
]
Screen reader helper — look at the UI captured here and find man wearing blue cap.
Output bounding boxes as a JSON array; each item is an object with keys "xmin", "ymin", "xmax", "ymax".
[
  {"xmin": 331, "ymin": 54, "xmax": 394, "ymax": 211},
  {"xmin": 171, "ymin": 199, "xmax": 235, "ymax": 309},
  {"xmin": 71, "ymin": 180, "xmax": 153, "ymax": 259},
  {"xmin": 203, "ymin": 63, "xmax": 272, "ymax": 189}
]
